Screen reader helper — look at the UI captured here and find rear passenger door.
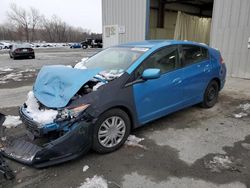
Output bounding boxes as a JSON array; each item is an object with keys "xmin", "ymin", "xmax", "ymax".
[{"xmin": 181, "ymin": 45, "xmax": 211, "ymax": 105}]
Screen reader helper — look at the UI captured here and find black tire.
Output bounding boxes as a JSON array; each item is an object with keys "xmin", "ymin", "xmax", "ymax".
[
  {"xmin": 32, "ymin": 55, "xmax": 35, "ymax": 59},
  {"xmin": 201, "ymin": 80, "xmax": 219, "ymax": 108},
  {"xmin": 92, "ymin": 108, "xmax": 131, "ymax": 153}
]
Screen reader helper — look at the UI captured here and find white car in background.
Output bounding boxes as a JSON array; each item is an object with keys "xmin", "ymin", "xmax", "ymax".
[{"xmin": 0, "ymin": 42, "xmax": 12, "ymax": 49}]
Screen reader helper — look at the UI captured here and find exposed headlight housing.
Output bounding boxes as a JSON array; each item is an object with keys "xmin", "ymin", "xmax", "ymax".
[{"xmin": 58, "ymin": 104, "xmax": 90, "ymax": 120}]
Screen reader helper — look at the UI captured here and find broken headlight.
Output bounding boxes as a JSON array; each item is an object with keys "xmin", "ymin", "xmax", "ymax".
[{"xmin": 58, "ymin": 104, "xmax": 90, "ymax": 120}]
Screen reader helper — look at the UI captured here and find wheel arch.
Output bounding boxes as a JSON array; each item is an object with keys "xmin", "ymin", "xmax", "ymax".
[
  {"xmin": 101, "ymin": 105, "xmax": 136, "ymax": 130},
  {"xmin": 210, "ymin": 77, "xmax": 221, "ymax": 90}
]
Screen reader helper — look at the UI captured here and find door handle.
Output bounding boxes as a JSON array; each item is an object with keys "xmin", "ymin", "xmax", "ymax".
[{"xmin": 172, "ymin": 78, "xmax": 182, "ymax": 85}]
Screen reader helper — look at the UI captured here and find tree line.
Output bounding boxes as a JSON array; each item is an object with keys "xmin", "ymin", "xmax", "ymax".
[{"xmin": 0, "ymin": 3, "xmax": 101, "ymax": 42}]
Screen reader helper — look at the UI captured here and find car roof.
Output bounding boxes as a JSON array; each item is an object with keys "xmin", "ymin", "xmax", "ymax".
[
  {"xmin": 118, "ymin": 40, "xmax": 209, "ymax": 49},
  {"xmin": 13, "ymin": 43, "xmax": 31, "ymax": 48}
]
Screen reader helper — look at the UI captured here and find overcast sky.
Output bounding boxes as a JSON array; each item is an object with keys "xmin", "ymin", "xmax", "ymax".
[{"xmin": 0, "ymin": 0, "xmax": 102, "ymax": 33}]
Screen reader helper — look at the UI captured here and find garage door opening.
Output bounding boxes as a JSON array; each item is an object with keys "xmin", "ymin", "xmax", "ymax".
[{"xmin": 148, "ymin": 0, "xmax": 214, "ymax": 44}]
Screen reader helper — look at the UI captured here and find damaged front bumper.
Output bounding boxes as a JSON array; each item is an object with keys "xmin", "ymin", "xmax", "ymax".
[
  {"xmin": 0, "ymin": 118, "xmax": 93, "ymax": 168},
  {"xmin": 19, "ymin": 106, "xmax": 61, "ymax": 137}
]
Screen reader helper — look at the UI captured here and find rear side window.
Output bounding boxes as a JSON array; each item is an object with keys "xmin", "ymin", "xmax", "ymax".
[{"xmin": 182, "ymin": 45, "xmax": 209, "ymax": 66}]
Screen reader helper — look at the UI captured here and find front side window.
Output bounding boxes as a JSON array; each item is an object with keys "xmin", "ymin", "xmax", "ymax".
[
  {"xmin": 182, "ymin": 45, "xmax": 209, "ymax": 66},
  {"xmin": 135, "ymin": 45, "xmax": 179, "ymax": 78}
]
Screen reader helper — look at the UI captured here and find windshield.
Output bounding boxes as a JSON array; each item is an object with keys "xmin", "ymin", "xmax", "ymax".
[{"xmin": 84, "ymin": 47, "xmax": 148, "ymax": 71}]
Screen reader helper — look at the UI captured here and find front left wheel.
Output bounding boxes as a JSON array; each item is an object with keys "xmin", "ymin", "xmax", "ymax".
[{"xmin": 92, "ymin": 108, "xmax": 131, "ymax": 153}]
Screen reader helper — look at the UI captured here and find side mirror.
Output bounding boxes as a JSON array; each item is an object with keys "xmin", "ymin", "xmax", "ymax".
[{"xmin": 142, "ymin": 68, "xmax": 161, "ymax": 80}]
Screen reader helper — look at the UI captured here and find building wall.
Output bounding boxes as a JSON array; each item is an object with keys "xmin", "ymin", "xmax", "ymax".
[
  {"xmin": 210, "ymin": 0, "xmax": 250, "ymax": 79},
  {"xmin": 149, "ymin": 9, "xmax": 177, "ymax": 39},
  {"xmin": 102, "ymin": 0, "xmax": 148, "ymax": 48}
]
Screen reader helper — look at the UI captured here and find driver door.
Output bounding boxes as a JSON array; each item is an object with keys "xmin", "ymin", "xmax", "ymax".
[{"xmin": 132, "ymin": 45, "xmax": 184, "ymax": 125}]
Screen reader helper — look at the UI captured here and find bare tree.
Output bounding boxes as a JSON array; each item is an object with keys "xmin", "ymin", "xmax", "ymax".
[
  {"xmin": 7, "ymin": 3, "xmax": 41, "ymax": 41},
  {"xmin": 3, "ymin": 3, "xmax": 101, "ymax": 42},
  {"xmin": 7, "ymin": 4, "xmax": 29, "ymax": 41},
  {"xmin": 30, "ymin": 7, "xmax": 41, "ymax": 41}
]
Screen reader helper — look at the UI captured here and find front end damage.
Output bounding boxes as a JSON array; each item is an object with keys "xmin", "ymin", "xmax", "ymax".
[
  {"xmin": 0, "ymin": 65, "xmax": 124, "ymax": 167},
  {"xmin": 0, "ymin": 111, "xmax": 94, "ymax": 168}
]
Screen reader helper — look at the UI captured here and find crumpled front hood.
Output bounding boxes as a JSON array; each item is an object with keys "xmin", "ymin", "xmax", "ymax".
[{"xmin": 33, "ymin": 65, "xmax": 101, "ymax": 108}]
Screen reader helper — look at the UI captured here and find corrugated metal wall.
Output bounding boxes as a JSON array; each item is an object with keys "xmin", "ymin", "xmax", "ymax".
[
  {"xmin": 102, "ymin": 0, "xmax": 148, "ymax": 48},
  {"xmin": 210, "ymin": 0, "xmax": 250, "ymax": 79}
]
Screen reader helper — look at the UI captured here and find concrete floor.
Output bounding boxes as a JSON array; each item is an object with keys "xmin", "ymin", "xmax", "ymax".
[{"xmin": 0, "ymin": 48, "xmax": 250, "ymax": 188}]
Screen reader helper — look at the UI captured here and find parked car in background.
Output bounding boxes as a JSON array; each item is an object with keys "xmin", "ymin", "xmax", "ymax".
[
  {"xmin": 70, "ymin": 43, "xmax": 82, "ymax": 49},
  {"xmin": 0, "ymin": 40, "xmax": 226, "ymax": 167},
  {"xmin": 9, "ymin": 44, "xmax": 35, "ymax": 59},
  {"xmin": 0, "ymin": 42, "xmax": 11, "ymax": 49}
]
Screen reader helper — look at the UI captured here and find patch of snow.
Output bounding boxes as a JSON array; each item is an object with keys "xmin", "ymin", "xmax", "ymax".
[
  {"xmin": 204, "ymin": 155, "xmax": 238, "ymax": 173},
  {"xmin": 0, "ymin": 68, "xmax": 13, "ymax": 72},
  {"xmin": 125, "ymin": 135, "xmax": 147, "ymax": 149},
  {"xmin": 75, "ymin": 62, "xmax": 87, "ymax": 69},
  {"xmin": 233, "ymin": 103, "xmax": 250, "ymax": 118},
  {"xmin": 20, "ymin": 69, "xmax": 36, "ymax": 73},
  {"xmin": 239, "ymin": 103, "xmax": 250, "ymax": 111},
  {"xmin": 82, "ymin": 165, "xmax": 89, "ymax": 172},
  {"xmin": 93, "ymin": 82, "xmax": 105, "ymax": 91},
  {"xmin": 2, "ymin": 115, "xmax": 22, "ymax": 128},
  {"xmin": 234, "ymin": 112, "xmax": 248, "ymax": 118},
  {"xmin": 0, "ymin": 69, "xmax": 37, "ymax": 84},
  {"xmin": 23, "ymin": 74, "xmax": 33, "ymax": 78},
  {"xmin": 79, "ymin": 175, "xmax": 108, "ymax": 188},
  {"xmin": 0, "ymin": 72, "xmax": 23, "ymax": 82},
  {"xmin": 25, "ymin": 91, "xmax": 58, "ymax": 125},
  {"xmin": 94, "ymin": 70, "xmax": 124, "ymax": 81},
  {"xmin": 74, "ymin": 57, "xmax": 88, "ymax": 69},
  {"xmin": 81, "ymin": 57, "xmax": 89, "ymax": 62}
]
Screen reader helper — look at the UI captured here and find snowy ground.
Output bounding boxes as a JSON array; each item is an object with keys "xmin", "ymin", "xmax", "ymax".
[{"xmin": 0, "ymin": 48, "xmax": 250, "ymax": 188}]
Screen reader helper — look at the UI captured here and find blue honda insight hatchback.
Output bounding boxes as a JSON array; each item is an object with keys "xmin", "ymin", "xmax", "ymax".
[{"xmin": 5, "ymin": 40, "xmax": 226, "ymax": 167}]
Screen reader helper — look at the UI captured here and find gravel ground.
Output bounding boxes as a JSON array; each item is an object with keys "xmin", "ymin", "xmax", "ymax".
[{"xmin": 0, "ymin": 48, "xmax": 250, "ymax": 188}]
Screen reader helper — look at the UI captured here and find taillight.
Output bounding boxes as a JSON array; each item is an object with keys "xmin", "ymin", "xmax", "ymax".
[
  {"xmin": 29, "ymin": 48, "xmax": 33, "ymax": 52},
  {"xmin": 220, "ymin": 55, "xmax": 225, "ymax": 64},
  {"xmin": 14, "ymin": 49, "xmax": 20, "ymax": 53}
]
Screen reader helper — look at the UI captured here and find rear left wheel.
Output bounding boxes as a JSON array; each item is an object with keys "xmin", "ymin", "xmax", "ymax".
[
  {"xmin": 201, "ymin": 80, "xmax": 219, "ymax": 108},
  {"xmin": 92, "ymin": 108, "xmax": 131, "ymax": 153}
]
